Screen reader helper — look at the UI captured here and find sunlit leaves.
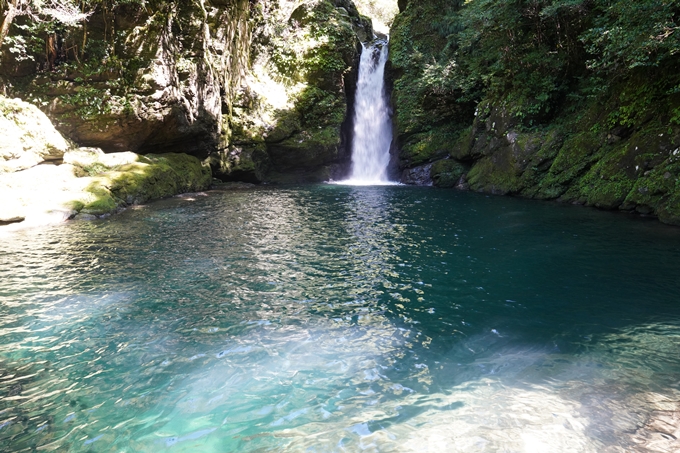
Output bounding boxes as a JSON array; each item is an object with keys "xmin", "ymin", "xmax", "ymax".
[{"xmin": 581, "ymin": 0, "xmax": 680, "ymax": 72}]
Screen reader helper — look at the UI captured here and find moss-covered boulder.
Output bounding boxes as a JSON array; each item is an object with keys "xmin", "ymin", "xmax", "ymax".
[
  {"xmin": 80, "ymin": 153, "xmax": 212, "ymax": 213},
  {"xmin": 431, "ymin": 159, "xmax": 468, "ymax": 188},
  {"xmin": 0, "ymin": 149, "xmax": 211, "ymax": 231}
]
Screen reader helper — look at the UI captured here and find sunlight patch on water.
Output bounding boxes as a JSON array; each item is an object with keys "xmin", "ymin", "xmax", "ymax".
[
  {"xmin": 121, "ymin": 323, "xmax": 680, "ymax": 452},
  {"xmin": 130, "ymin": 316, "xmax": 409, "ymax": 451}
]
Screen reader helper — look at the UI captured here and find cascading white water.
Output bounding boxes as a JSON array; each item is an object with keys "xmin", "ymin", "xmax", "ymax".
[{"xmin": 344, "ymin": 41, "xmax": 394, "ymax": 185}]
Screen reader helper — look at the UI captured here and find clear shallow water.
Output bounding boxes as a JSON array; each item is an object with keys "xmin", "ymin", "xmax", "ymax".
[{"xmin": 1, "ymin": 186, "xmax": 680, "ymax": 452}]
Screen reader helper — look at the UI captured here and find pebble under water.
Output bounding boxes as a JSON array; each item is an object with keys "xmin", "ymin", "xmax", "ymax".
[{"xmin": 1, "ymin": 185, "xmax": 680, "ymax": 452}]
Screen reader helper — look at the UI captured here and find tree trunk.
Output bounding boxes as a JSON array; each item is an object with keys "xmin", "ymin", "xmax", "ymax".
[{"xmin": 0, "ymin": 0, "xmax": 19, "ymax": 47}]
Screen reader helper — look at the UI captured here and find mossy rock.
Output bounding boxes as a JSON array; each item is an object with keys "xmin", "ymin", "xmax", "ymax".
[
  {"xmin": 109, "ymin": 153, "xmax": 211, "ymax": 204},
  {"xmin": 571, "ymin": 139, "xmax": 657, "ymax": 209},
  {"xmin": 623, "ymin": 155, "xmax": 680, "ymax": 218},
  {"xmin": 78, "ymin": 152, "xmax": 211, "ymax": 215},
  {"xmin": 400, "ymin": 126, "xmax": 462, "ymax": 168},
  {"xmin": 268, "ymin": 127, "xmax": 340, "ymax": 171},
  {"xmin": 466, "ymin": 150, "xmax": 520, "ymax": 195},
  {"xmin": 513, "ymin": 129, "xmax": 566, "ymax": 197},
  {"xmin": 548, "ymin": 131, "xmax": 603, "ymax": 181},
  {"xmin": 657, "ymin": 189, "xmax": 680, "ymax": 225},
  {"xmin": 431, "ymin": 159, "xmax": 468, "ymax": 188},
  {"xmin": 449, "ymin": 126, "xmax": 476, "ymax": 160},
  {"xmin": 536, "ymin": 131, "xmax": 604, "ymax": 199},
  {"xmin": 463, "ymin": 128, "xmax": 553, "ymax": 195},
  {"xmin": 209, "ymin": 146, "xmax": 270, "ymax": 183},
  {"xmin": 80, "ymin": 185, "xmax": 119, "ymax": 216},
  {"xmin": 265, "ymin": 110, "xmax": 302, "ymax": 144}
]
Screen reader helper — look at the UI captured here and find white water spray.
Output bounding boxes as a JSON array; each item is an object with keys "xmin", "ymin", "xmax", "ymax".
[{"xmin": 344, "ymin": 41, "xmax": 394, "ymax": 185}]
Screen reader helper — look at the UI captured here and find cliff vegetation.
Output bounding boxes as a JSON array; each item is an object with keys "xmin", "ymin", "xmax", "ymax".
[
  {"xmin": 391, "ymin": 0, "xmax": 680, "ymax": 225},
  {"xmin": 0, "ymin": 0, "xmax": 373, "ymax": 186}
]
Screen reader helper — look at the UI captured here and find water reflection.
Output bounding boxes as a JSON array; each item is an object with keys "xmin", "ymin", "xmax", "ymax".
[{"xmin": 1, "ymin": 186, "xmax": 680, "ymax": 451}]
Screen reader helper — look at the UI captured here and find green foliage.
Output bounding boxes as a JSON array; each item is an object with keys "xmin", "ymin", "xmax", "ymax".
[
  {"xmin": 581, "ymin": 0, "xmax": 680, "ymax": 73},
  {"xmin": 392, "ymin": 0, "xmax": 680, "ymax": 137},
  {"xmin": 295, "ymin": 86, "xmax": 344, "ymax": 128},
  {"xmin": 59, "ymin": 86, "xmax": 110, "ymax": 118}
]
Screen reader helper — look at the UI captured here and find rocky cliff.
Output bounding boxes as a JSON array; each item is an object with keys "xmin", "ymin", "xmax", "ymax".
[{"xmin": 1, "ymin": 0, "xmax": 372, "ymax": 184}]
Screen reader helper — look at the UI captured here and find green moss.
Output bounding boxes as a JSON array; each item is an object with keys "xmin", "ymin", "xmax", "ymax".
[
  {"xmin": 74, "ymin": 152, "xmax": 211, "ymax": 216},
  {"xmin": 467, "ymin": 151, "xmax": 520, "ymax": 195},
  {"xmin": 280, "ymin": 126, "xmax": 341, "ymax": 151},
  {"xmin": 65, "ymin": 200, "xmax": 85, "ymax": 212},
  {"xmin": 81, "ymin": 185, "xmax": 118, "ymax": 215},
  {"xmin": 265, "ymin": 110, "xmax": 302, "ymax": 144},
  {"xmin": 580, "ymin": 176, "xmax": 635, "ymax": 210},
  {"xmin": 624, "ymin": 154, "xmax": 680, "ymax": 221},
  {"xmin": 431, "ymin": 159, "xmax": 467, "ymax": 188},
  {"xmin": 536, "ymin": 131, "xmax": 603, "ymax": 199},
  {"xmin": 449, "ymin": 126, "xmax": 475, "ymax": 160},
  {"xmin": 269, "ymin": 126, "xmax": 340, "ymax": 172},
  {"xmin": 658, "ymin": 190, "xmax": 680, "ymax": 225},
  {"xmin": 295, "ymin": 86, "xmax": 346, "ymax": 132},
  {"xmin": 81, "ymin": 162, "xmax": 110, "ymax": 176},
  {"xmin": 401, "ymin": 126, "xmax": 464, "ymax": 167}
]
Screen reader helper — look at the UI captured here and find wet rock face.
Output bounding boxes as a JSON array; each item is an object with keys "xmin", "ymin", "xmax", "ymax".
[
  {"xmin": 2, "ymin": 0, "xmax": 251, "ymax": 159},
  {"xmin": 402, "ymin": 163, "xmax": 433, "ymax": 186},
  {"xmin": 210, "ymin": 0, "xmax": 372, "ymax": 183}
]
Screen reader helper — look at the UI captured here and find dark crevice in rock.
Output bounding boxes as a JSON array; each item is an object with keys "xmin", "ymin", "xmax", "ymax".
[{"xmin": 0, "ymin": 216, "xmax": 25, "ymax": 226}]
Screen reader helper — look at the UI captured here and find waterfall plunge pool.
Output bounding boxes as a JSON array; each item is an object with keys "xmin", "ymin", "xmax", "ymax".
[{"xmin": 1, "ymin": 185, "xmax": 680, "ymax": 452}]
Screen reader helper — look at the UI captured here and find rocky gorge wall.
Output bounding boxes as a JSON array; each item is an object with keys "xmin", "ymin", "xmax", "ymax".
[
  {"xmin": 0, "ymin": 0, "xmax": 373, "ymax": 185},
  {"xmin": 389, "ymin": 0, "xmax": 680, "ymax": 226}
]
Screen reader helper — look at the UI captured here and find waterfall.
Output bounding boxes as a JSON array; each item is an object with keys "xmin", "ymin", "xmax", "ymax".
[{"xmin": 344, "ymin": 41, "xmax": 394, "ymax": 185}]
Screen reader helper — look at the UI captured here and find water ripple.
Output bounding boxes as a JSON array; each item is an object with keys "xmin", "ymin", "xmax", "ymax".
[{"xmin": 1, "ymin": 186, "xmax": 680, "ymax": 451}]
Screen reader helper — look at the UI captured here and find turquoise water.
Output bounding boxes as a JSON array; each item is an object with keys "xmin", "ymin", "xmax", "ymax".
[{"xmin": 2, "ymin": 185, "xmax": 680, "ymax": 452}]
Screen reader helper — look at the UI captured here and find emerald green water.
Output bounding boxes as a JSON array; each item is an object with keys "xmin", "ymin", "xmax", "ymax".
[{"xmin": 2, "ymin": 185, "xmax": 680, "ymax": 452}]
